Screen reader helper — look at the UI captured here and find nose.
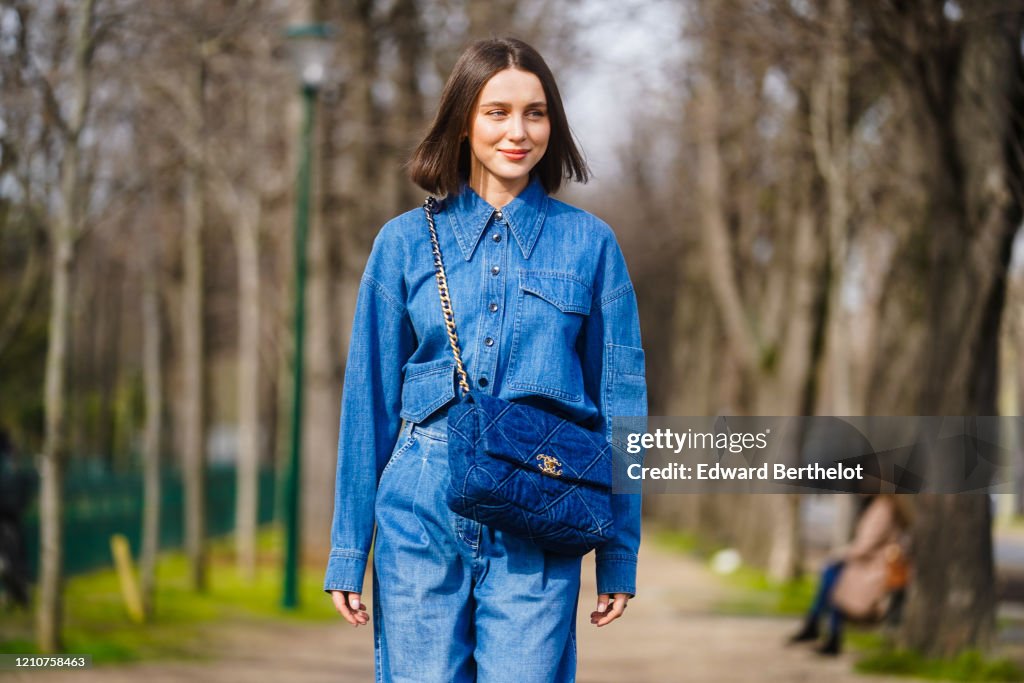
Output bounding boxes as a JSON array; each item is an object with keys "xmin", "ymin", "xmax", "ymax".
[{"xmin": 507, "ymin": 114, "xmax": 527, "ymax": 142}]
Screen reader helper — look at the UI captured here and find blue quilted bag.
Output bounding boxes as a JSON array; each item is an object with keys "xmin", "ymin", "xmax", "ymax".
[
  {"xmin": 446, "ymin": 392, "xmax": 613, "ymax": 556},
  {"xmin": 423, "ymin": 198, "xmax": 613, "ymax": 556}
]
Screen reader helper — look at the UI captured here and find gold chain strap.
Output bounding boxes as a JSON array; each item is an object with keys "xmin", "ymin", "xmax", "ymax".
[{"xmin": 424, "ymin": 197, "xmax": 472, "ymax": 395}]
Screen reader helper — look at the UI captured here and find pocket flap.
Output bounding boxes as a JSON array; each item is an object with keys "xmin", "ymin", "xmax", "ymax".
[
  {"xmin": 400, "ymin": 358, "xmax": 456, "ymax": 423},
  {"xmin": 609, "ymin": 344, "xmax": 646, "ymax": 377},
  {"xmin": 519, "ymin": 272, "xmax": 592, "ymax": 315}
]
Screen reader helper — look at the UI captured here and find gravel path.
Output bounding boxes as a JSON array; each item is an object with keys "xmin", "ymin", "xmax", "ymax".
[{"xmin": 1, "ymin": 543, "xmax": 929, "ymax": 683}]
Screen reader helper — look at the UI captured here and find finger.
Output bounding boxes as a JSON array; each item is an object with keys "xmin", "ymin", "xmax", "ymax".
[
  {"xmin": 331, "ymin": 591, "xmax": 369, "ymax": 627},
  {"xmin": 596, "ymin": 594, "xmax": 627, "ymax": 627},
  {"xmin": 593, "ymin": 594, "xmax": 628, "ymax": 627},
  {"xmin": 347, "ymin": 592, "xmax": 369, "ymax": 625},
  {"xmin": 331, "ymin": 591, "xmax": 357, "ymax": 626},
  {"xmin": 590, "ymin": 594, "xmax": 611, "ymax": 625}
]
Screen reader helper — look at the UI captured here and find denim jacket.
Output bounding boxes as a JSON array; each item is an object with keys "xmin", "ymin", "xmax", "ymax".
[{"xmin": 324, "ymin": 176, "xmax": 647, "ymax": 597}]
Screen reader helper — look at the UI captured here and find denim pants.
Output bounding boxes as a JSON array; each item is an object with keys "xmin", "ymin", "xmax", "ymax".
[
  {"xmin": 372, "ymin": 414, "xmax": 583, "ymax": 683},
  {"xmin": 807, "ymin": 560, "xmax": 845, "ymax": 637}
]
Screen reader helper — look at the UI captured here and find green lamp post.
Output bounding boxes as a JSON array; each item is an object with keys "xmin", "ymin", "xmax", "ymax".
[{"xmin": 282, "ymin": 22, "xmax": 335, "ymax": 610}]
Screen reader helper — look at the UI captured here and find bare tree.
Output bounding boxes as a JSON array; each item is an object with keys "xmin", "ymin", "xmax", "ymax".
[
  {"xmin": 136, "ymin": 0, "xmax": 283, "ymax": 591},
  {"xmin": 858, "ymin": 1, "xmax": 1024, "ymax": 656},
  {"xmin": 139, "ymin": 194, "xmax": 163, "ymax": 618},
  {"xmin": 689, "ymin": 0, "xmax": 831, "ymax": 579},
  {"xmin": 179, "ymin": 48, "xmax": 208, "ymax": 591},
  {"xmin": 36, "ymin": 0, "xmax": 100, "ymax": 652},
  {"xmin": 206, "ymin": 32, "xmax": 290, "ymax": 579},
  {"xmin": 806, "ymin": 0, "xmax": 862, "ymax": 552}
]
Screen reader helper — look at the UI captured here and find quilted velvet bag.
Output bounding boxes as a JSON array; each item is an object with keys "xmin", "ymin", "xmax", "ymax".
[{"xmin": 423, "ymin": 198, "xmax": 614, "ymax": 556}]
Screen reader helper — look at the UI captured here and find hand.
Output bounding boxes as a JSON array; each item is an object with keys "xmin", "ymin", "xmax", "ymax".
[
  {"xmin": 330, "ymin": 590, "xmax": 369, "ymax": 627},
  {"xmin": 590, "ymin": 592, "xmax": 629, "ymax": 627}
]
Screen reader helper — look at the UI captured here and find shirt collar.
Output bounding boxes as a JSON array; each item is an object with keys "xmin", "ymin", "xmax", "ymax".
[{"xmin": 442, "ymin": 175, "xmax": 548, "ymax": 261}]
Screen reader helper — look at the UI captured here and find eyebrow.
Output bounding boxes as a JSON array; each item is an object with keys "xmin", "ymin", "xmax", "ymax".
[{"xmin": 478, "ymin": 101, "xmax": 548, "ymax": 109}]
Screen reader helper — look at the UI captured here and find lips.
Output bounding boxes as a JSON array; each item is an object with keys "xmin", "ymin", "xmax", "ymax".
[{"xmin": 499, "ymin": 149, "xmax": 529, "ymax": 160}]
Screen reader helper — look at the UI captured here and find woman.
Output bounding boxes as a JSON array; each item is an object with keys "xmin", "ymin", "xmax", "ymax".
[
  {"xmin": 323, "ymin": 38, "xmax": 647, "ymax": 682},
  {"xmin": 788, "ymin": 494, "xmax": 910, "ymax": 655}
]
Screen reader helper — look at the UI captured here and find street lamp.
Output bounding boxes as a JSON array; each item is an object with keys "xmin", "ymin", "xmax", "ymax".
[{"xmin": 282, "ymin": 22, "xmax": 335, "ymax": 610}]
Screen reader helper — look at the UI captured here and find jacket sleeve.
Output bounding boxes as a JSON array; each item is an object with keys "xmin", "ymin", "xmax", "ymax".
[
  {"xmin": 578, "ymin": 229, "xmax": 647, "ymax": 597},
  {"xmin": 323, "ymin": 228, "xmax": 415, "ymax": 594}
]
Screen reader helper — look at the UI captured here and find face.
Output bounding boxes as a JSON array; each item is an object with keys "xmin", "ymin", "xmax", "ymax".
[{"xmin": 466, "ymin": 68, "xmax": 551, "ymax": 202}]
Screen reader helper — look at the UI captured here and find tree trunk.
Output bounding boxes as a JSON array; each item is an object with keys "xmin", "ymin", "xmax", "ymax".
[
  {"xmin": 902, "ymin": 496, "xmax": 997, "ymax": 654},
  {"xmin": 140, "ymin": 246, "xmax": 163, "ymax": 618},
  {"xmin": 181, "ymin": 54, "xmax": 208, "ymax": 593},
  {"xmin": 862, "ymin": 5, "xmax": 1024, "ymax": 656},
  {"xmin": 810, "ymin": 0, "xmax": 853, "ymax": 417},
  {"xmin": 1017, "ymin": 311, "xmax": 1024, "ymax": 516},
  {"xmin": 390, "ymin": 0, "xmax": 425, "ymax": 210},
  {"xmin": 694, "ymin": 59, "xmax": 762, "ymax": 372},
  {"xmin": 36, "ymin": 0, "xmax": 96, "ymax": 652},
  {"xmin": 235, "ymin": 203, "xmax": 261, "ymax": 580},
  {"xmin": 692, "ymin": 4, "xmax": 828, "ymax": 579},
  {"xmin": 37, "ymin": 240, "xmax": 70, "ymax": 652},
  {"xmin": 467, "ymin": 0, "xmax": 520, "ymax": 38}
]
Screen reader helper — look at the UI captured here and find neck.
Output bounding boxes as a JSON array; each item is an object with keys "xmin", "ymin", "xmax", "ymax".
[{"xmin": 469, "ymin": 170, "xmax": 528, "ymax": 209}]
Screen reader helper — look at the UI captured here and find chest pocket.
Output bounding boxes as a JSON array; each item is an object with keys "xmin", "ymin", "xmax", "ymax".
[{"xmin": 507, "ymin": 271, "xmax": 592, "ymax": 402}]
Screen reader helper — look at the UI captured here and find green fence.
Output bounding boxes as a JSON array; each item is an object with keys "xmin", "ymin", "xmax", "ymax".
[{"xmin": 18, "ymin": 464, "xmax": 277, "ymax": 579}]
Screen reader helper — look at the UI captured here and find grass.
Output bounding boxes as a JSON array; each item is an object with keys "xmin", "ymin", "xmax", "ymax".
[
  {"xmin": 710, "ymin": 564, "xmax": 815, "ymax": 617},
  {"xmin": 0, "ymin": 526, "xmax": 338, "ymax": 663},
  {"xmin": 650, "ymin": 528, "xmax": 703, "ymax": 556},
  {"xmin": 855, "ymin": 648, "xmax": 1024, "ymax": 682},
  {"xmin": 651, "ymin": 526, "xmax": 815, "ymax": 617}
]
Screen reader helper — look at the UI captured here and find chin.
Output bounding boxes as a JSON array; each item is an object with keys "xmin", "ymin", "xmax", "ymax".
[{"xmin": 496, "ymin": 167, "xmax": 533, "ymax": 183}]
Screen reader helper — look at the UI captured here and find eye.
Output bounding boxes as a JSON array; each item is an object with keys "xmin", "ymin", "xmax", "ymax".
[
  {"xmin": 527, "ymin": 109, "xmax": 547, "ymax": 119},
  {"xmin": 487, "ymin": 110, "xmax": 508, "ymax": 118}
]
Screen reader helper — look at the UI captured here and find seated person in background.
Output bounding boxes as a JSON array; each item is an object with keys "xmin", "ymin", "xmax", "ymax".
[{"xmin": 788, "ymin": 493, "xmax": 911, "ymax": 655}]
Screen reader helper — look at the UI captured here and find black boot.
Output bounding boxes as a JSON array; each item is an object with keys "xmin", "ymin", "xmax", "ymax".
[
  {"xmin": 787, "ymin": 618, "xmax": 819, "ymax": 644},
  {"xmin": 816, "ymin": 632, "xmax": 841, "ymax": 656}
]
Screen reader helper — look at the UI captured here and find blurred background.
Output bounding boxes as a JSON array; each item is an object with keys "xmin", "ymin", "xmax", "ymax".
[{"xmin": 2, "ymin": 0, "xmax": 1024, "ymax": 680}]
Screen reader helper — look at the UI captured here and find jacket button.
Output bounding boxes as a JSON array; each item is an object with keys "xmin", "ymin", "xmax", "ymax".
[
  {"xmin": 488, "ymin": 303, "xmax": 498, "ymax": 313},
  {"xmin": 491, "ymin": 265, "xmax": 500, "ymax": 276},
  {"xmin": 484, "ymin": 337, "xmax": 494, "ymax": 347},
  {"xmin": 492, "ymin": 233, "xmax": 501, "ymax": 243},
  {"xmin": 495, "ymin": 210, "xmax": 503, "ymax": 220},
  {"xmin": 478, "ymin": 377, "xmax": 489, "ymax": 388}
]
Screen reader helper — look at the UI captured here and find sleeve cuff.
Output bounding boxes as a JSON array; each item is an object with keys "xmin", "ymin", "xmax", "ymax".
[
  {"xmin": 595, "ymin": 552, "xmax": 637, "ymax": 597},
  {"xmin": 323, "ymin": 549, "xmax": 368, "ymax": 594}
]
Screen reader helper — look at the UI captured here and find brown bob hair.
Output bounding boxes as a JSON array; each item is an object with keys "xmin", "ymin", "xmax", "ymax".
[{"xmin": 408, "ymin": 38, "xmax": 589, "ymax": 197}]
